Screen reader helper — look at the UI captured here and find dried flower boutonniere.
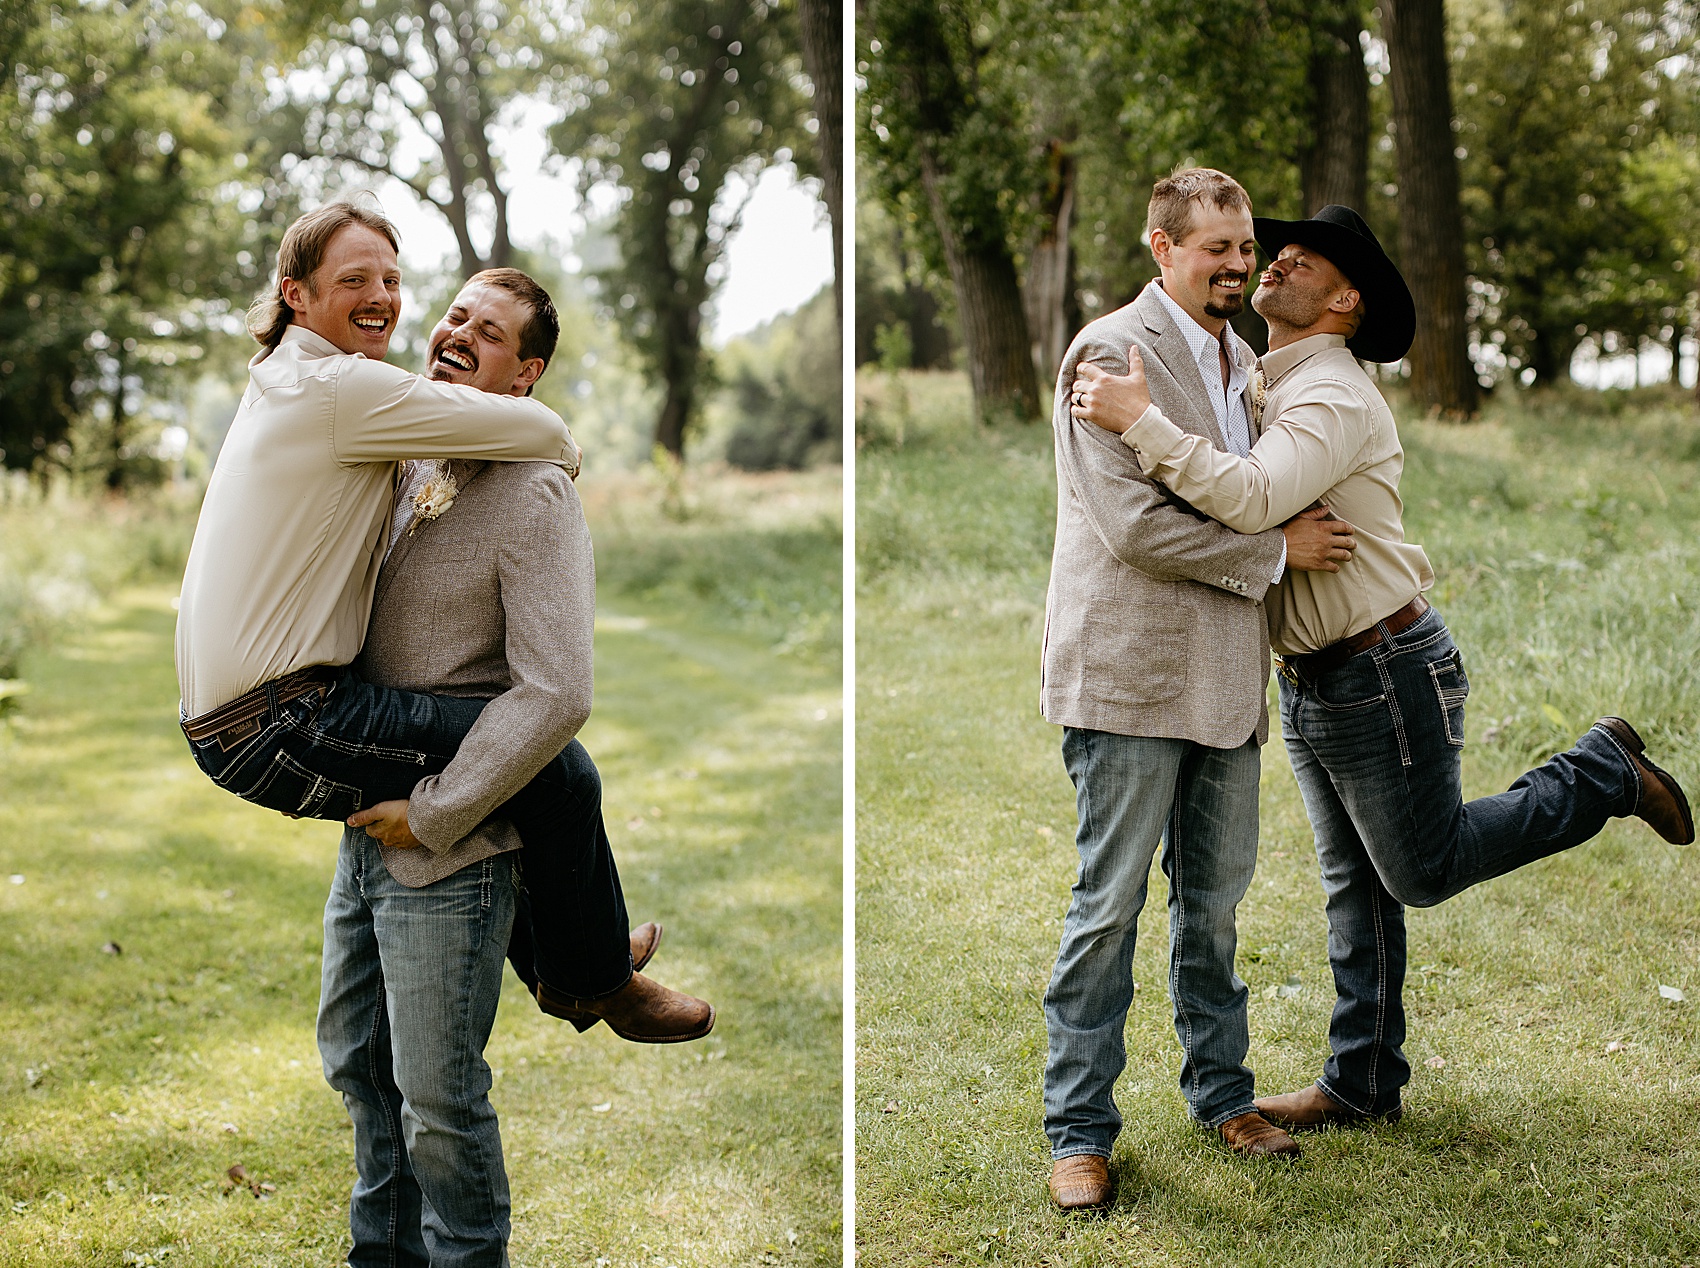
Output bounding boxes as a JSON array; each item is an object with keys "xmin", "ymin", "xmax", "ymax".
[
  {"xmin": 1250, "ymin": 363, "xmax": 1269, "ymax": 430},
  {"xmin": 408, "ymin": 461, "xmax": 458, "ymax": 535}
]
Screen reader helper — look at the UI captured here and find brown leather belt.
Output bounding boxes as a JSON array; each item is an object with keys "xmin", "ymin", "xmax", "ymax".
[
  {"xmin": 1281, "ymin": 596, "xmax": 1430, "ymax": 681},
  {"xmin": 181, "ymin": 665, "xmax": 339, "ymax": 750}
]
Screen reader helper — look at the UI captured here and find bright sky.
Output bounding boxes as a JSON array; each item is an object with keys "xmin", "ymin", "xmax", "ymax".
[{"xmin": 368, "ymin": 97, "xmax": 833, "ymax": 344}]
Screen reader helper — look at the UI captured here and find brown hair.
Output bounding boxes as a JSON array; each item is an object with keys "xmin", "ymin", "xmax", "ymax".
[
  {"xmin": 1145, "ymin": 168, "xmax": 1252, "ymax": 246},
  {"xmin": 246, "ymin": 201, "xmax": 401, "ymax": 350},
  {"xmin": 462, "ymin": 268, "xmax": 560, "ymax": 373}
]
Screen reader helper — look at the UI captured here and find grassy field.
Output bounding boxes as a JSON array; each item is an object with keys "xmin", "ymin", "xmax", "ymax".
[
  {"xmin": 0, "ymin": 466, "xmax": 842, "ymax": 1267},
  {"xmin": 855, "ymin": 371, "xmax": 1700, "ymax": 1267}
]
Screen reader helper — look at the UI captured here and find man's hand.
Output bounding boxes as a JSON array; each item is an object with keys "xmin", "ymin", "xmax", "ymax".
[
  {"xmin": 1283, "ymin": 503, "xmax": 1356, "ymax": 573},
  {"xmin": 347, "ymin": 799, "xmax": 424, "ymax": 848},
  {"xmin": 1071, "ymin": 345, "xmax": 1152, "ymax": 435}
]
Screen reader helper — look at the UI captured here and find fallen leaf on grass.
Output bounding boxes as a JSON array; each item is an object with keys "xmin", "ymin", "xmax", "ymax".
[
  {"xmin": 882, "ymin": 1100, "xmax": 899, "ymax": 1113},
  {"xmin": 1606, "ymin": 1040, "xmax": 1629, "ymax": 1053},
  {"xmin": 1425, "ymin": 1056, "xmax": 1446, "ymax": 1070},
  {"xmin": 591, "ymin": 1102, "xmax": 611, "ymax": 1113},
  {"xmin": 101, "ymin": 942, "xmax": 121, "ymax": 955},
  {"xmin": 1658, "ymin": 985, "xmax": 1685, "ymax": 1002},
  {"xmin": 223, "ymin": 1164, "xmax": 275, "ymax": 1199}
]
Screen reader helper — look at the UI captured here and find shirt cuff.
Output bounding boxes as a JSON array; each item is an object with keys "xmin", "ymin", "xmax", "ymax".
[
  {"xmin": 1273, "ymin": 536, "xmax": 1287, "ymax": 584},
  {"xmin": 1117, "ymin": 402, "xmax": 1185, "ymax": 470}
]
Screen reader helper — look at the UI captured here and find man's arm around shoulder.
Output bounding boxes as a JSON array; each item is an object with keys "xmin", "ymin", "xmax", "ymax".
[
  {"xmin": 331, "ymin": 359, "xmax": 581, "ymax": 471},
  {"xmin": 1055, "ymin": 332, "xmax": 1284, "ymax": 600}
]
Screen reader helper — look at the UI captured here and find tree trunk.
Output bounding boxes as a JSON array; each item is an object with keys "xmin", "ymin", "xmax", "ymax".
[
  {"xmin": 104, "ymin": 349, "xmax": 129, "ymax": 493},
  {"xmin": 1025, "ymin": 140, "xmax": 1079, "ymax": 391},
  {"xmin": 798, "ymin": 0, "xmax": 842, "ymax": 330},
  {"xmin": 919, "ymin": 151, "xmax": 1038, "ymax": 422},
  {"xmin": 1384, "ymin": 0, "xmax": 1477, "ymax": 417},
  {"xmin": 1302, "ymin": 6, "xmax": 1370, "ymax": 214}
]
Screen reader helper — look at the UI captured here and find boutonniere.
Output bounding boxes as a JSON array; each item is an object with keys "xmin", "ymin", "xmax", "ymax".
[
  {"xmin": 408, "ymin": 461, "xmax": 458, "ymax": 534},
  {"xmin": 1250, "ymin": 363, "xmax": 1269, "ymax": 428}
]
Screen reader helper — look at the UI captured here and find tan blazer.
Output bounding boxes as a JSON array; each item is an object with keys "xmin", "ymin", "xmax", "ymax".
[
  {"xmin": 355, "ymin": 457, "xmax": 596, "ymax": 887},
  {"xmin": 1041, "ymin": 283, "xmax": 1285, "ymax": 747}
]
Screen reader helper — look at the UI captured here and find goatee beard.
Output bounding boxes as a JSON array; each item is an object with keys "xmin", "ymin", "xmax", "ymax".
[{"xmin": 1203, "ymin": 294, "xmax": 1244, "ymax": 319}]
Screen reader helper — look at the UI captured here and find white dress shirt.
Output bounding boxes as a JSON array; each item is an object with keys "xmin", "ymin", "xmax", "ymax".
[
  {"xmin": 1149, "ymin": 282, "xmax": 1283, "ymax": 580},
  {"xmin": 1151, "ymin": 281, "xmax": 1253, "ymax": 457}
]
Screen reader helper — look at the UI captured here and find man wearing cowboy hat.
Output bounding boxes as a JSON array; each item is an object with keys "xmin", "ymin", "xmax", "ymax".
[{"xmin": 1072, "ymin": 203, "xmax": 1693, "ymax": 1133}]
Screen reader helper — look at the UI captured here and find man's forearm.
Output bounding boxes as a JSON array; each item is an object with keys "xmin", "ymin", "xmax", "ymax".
[
  {"xmin": 1059, "ymin": 418, "xmax": 1286, "ymax": 599},
  {"xmin": 1121, "ymin": 402, "xmax": 1348, "ymax": 534},
  {"xmin": 406, "ymin": 683, "xmax": 591, "ymax": 852}
]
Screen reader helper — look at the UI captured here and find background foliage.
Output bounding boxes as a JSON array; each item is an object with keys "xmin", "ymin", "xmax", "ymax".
[
  {"xmin": 857, "ymin": 0, "xmax": 1700, "ymax": 407},
  {"xmin": 1, "ymin": 0, "xmax": 837, "ymax": 481}
]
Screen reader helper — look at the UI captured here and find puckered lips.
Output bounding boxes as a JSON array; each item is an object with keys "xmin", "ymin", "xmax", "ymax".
[{"xmin": 427, "ymin": 336, "xmax": 478, "ymax": 382}]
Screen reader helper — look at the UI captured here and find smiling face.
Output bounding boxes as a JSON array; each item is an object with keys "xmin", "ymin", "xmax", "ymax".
[
  {"xmin": 1251, "ymin": 243, "xmax": 1360, "ymax": 337},
  {"xmin": 1149, "ymin": 204, "xmax": 1257, "ymax": 334},
  {"xmin": 278, "ymin": 224, "xmax": 401, "ymax": 359},
  {"xmin": 425, "ymin": 282, "xmax": 545, "ymax": 397}
]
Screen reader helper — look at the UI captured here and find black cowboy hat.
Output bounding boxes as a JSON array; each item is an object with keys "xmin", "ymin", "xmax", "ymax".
[{"xmin": 1250, "ymin": 204, "xmax": 1416, "ymax": 363}]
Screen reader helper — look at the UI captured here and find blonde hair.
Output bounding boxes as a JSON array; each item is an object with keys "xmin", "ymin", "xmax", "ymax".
[{"xmin": 246, "ymin": 200, "xmax": 401, "ymax": 350}]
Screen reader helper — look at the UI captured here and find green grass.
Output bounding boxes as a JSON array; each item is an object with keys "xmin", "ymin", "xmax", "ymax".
[
  {"xmin": 855, "ymin": 372, "xmax": 1700, "ymax": 1267},
  {"xmin": 0, "ymin": 470, "xmax": 842, "ymax": 1267}
]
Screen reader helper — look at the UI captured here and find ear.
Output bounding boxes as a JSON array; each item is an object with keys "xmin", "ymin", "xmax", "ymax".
[
  {"xmin": 279, "ymin": 275, "xmax": 309, "ymax": 317},
  {"xmin": 1149, "ymin": 228, "xmax": 1173, "ymax": 268},
  {"xmin": 1330, "ymin": 287, "xmax": 1361, "ymax": 315},
  {"xmin": 511, "ymin": 357, "xmax": 546, "ymax": 396}
]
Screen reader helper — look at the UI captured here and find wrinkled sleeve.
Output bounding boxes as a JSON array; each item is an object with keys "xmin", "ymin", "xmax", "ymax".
[
  {"xmin": 332, "ymin": 359, "xmax": 580, "ymax": 473},
  {"xmin": 1055, "ymin": 336, "xmax": 1286, "ymax": 599},
  {"xmin": 1119, "ymin": 377, "xmax": 1369, "ymax": 533}
]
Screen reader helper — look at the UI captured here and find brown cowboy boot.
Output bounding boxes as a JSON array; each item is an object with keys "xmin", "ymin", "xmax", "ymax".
[
  {"xmin": 1255, "ymin": 1083, "xmax": 1400, "ymax": 1131},
  {"xmin": 1048, "ymin": 1154, "xmax": 1113, "ymax": 1211},
  {"xmin": 536, "ymin": 970, "xmax": 715, "ymax": 1044},
  {"xmin": 630, "ymin": 921, "xmax": 663, "ymax": 971},
  {"xmin": 1595, "ymin": 718, "xmax": 1695, "ymax": 845},
  {"xmin": 1218, "ymin": 1111, "xmax": 1301, "ymax": 1158}
]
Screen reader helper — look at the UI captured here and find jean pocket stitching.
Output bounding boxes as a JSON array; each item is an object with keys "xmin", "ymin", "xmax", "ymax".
[
  {"xmin": 1428, "ymin": 653, "xmax": 1469, "ymax": 747},
  {"xmin": 269, "ymin": 749, "xmax": 362, "ymax": 817},
  {"xmin": 300, "ymin": 724, "xmax": 430, "ymax": 766}
]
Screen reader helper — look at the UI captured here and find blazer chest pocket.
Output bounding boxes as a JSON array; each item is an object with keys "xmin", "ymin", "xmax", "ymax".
[{"xmin": 1083, "ymin": 601, "xmax": 1191, "ymax": 707}]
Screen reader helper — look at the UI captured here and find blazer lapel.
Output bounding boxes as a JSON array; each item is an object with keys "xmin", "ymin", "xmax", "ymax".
[{"xmin": 1138, "ymin": 287, "xmax": 1229, "ymax": 450}]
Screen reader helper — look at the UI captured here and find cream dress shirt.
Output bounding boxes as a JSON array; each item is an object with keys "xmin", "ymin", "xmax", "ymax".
[
  {"xmin": 175, "ymin": 326, "xmax": 581, "ymax": 716},
  {"xmin": 1119, "ymin": 332, "xmax": 1433, "ymax": 654}
]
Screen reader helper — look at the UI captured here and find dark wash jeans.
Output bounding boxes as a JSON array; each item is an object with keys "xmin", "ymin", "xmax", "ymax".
[
  {"xmin": 184, "ymin": 667, "xmax": 630, "ymax": 998},
  {"xmin": 1278, "ymin": 604, "xmax": 1637, "ymax": 1114}
]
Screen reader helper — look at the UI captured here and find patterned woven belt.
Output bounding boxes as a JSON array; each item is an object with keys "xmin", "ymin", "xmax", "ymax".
[{"xmin": 181, "ymin": 665, "xmax": 339, "ymax": 749}]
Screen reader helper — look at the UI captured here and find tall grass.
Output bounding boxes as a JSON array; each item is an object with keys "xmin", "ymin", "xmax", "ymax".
[{"xmin": 856, "ymin": 372, "xmax": 1700, "ymax": 1267}]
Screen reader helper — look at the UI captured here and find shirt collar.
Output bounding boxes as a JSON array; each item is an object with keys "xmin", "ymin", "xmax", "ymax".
[
  {"xmin": 251, "ymin": 323, "xmax": 365, "ymax": 369},
  {"xmin": 1261, "ymin": 332, "xmax": 1349, "ymax": 385},
  {"xmin": 1150, "ymin": 280, "xmax": 1248, "ymax": 388}
]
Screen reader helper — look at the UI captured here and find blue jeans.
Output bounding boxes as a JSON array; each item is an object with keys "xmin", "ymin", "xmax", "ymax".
[
  {"xmin": 318, "ymin": 829, "xmax": 518, "ymax": 1268},
  {"xmin": 1044, "ymin": 728, "xmax": 1262, "ymax": 1157},
  {"xmin": 1278, "ymin": 604, "xmax": 1638, "ymax": 1114},
  {"xmin": 186, "ymin": 669, "xmax": 630, "ymax": 997}
]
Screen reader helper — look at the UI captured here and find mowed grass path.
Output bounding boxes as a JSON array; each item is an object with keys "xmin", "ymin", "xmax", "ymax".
[
  {"xmin": 856, "ymin": 375, "xmax": 1700, "ymax": 1267},
  {"xmin": 0, "ymin": 480, "xmax": 841, "ymax": 1266}
]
